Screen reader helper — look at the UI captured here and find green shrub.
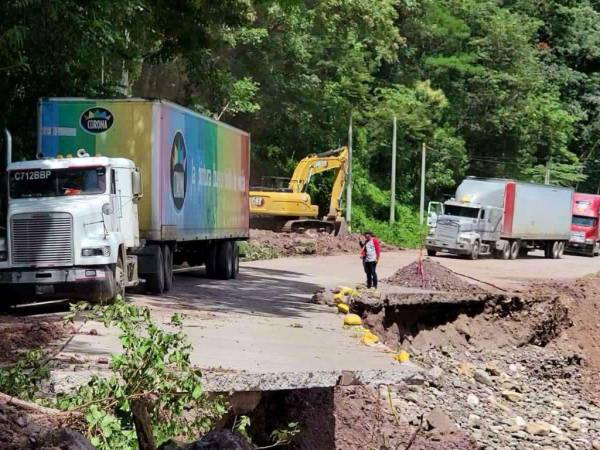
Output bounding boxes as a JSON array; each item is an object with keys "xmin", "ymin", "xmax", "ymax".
[{"xmin": 238, "ymin": 240, "xmax": 280, "ymax": 261}]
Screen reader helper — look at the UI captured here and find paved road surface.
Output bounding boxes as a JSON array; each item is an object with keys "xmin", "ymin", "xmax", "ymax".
[{"xmin": 52, "ymin": 249, "xmax": 599, "ymax": 392}]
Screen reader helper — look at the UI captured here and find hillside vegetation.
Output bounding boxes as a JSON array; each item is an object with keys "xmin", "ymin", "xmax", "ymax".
[{"xmin": 2, "ymin": 0, "xmax": 600, "ymax": 246}]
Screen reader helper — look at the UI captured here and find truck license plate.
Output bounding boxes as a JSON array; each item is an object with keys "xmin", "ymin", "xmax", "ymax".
[{"xmin": 35, "ymin": 285, "xmax": 54, "ymax": 295}]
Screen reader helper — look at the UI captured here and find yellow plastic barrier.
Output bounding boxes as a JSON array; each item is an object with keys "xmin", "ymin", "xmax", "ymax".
[
  {"xmin": 337, "ymin": 303, "xmax": 350, "ymax": 314},
  {"xmin": 333, "ymin": 292, "xmax": 345, "ymax": 304},
  {"xmin": 344, "ymin": 313, "xmax": 362, "ymax": 326}
]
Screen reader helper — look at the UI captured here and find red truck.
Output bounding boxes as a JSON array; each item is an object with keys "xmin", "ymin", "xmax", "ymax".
[{"xmin": 567, "ymin": 193, "xmax": 600, "ymax": 257}]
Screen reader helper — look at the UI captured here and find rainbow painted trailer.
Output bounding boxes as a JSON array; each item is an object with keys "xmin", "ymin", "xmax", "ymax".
[
  {"xmin": 425, "ymin": 177, "xmax": 573, "ymax": 260},
  {"xmin": 0, "ymin": 98, "xmax": 249, "ymax": 304}
]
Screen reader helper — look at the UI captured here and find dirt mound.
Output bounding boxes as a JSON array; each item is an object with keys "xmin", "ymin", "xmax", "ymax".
[
  {"xmin": 385, "ymin": 258, "xmax": 483, "ymax": 293},
  {"xmin": 249, "ymin": 229, "xmax": 397, "ymax": 258},
  {"xmin": 0, "ymin": 316, "xmax": 74, "ymax": 363}
]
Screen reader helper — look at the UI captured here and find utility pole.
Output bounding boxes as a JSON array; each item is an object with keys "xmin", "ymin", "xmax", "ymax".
[
  {"xmin": 346, "ymin": 112, "xmax": 353, "ymax": 230},
  {"xmin": 390, "ymin": 116, "xmax": 397, "ymax": 224},
  {"xmin": 419, "ymin": 142, "xmax": 426, "ymax": 225},
  {"xmin": 544, "ymin": 157, "xmax": 552, "ymax": 185}
]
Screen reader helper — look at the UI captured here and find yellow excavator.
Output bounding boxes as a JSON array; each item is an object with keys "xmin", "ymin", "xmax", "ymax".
[{"xmin": 250, "ymin": 146, "xmax": 349, "ymax": 235}]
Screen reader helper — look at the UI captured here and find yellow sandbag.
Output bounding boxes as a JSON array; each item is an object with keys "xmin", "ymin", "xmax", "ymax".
[
  {"xmin": 394, "ymin": 351, "xmax": 410, "ymax": 363},
  {"xmin": 361, "ymin": 330, "xmax": 380, "ymax": 345},
  {"xmin": 333, "ymin": 292, "xmax": 345, "ymax": 304},
  {"xmin": 337, "ymin": 303, "xmax": 350, "ymax": 314},
  {"xmin": 338, "ymin": 286, "xmax": 358, "ymax": 296},
  {"xmin": 344, "ymin": 313, "xmax": 362, "ymax": 326}
]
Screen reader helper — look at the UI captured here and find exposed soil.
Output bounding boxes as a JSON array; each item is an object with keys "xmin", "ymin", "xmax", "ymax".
[
  {"xmin": 249, "ymin": 228, "xmax": 397, "ymax": 258},
  {"xmin": 246, "ymin": 386, "xmax": 475, "ymax": 450},
  {"xmin": 384, "ymin": 258, "xmax": 484, "ymax": 293},
  {"xmin": 0, "ymin": 315, "xmax": 74, "ymax": 363}
]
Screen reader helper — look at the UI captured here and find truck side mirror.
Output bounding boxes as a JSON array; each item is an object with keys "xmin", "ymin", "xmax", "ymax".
[{"xmin": 132, "ymin": 170, "xmax": 143, "ymax": 199}]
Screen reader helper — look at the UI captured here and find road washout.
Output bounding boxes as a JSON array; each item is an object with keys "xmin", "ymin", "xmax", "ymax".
[{"xmin": 311, "ymin": 258, "xmax": 600, "ymax": 449}]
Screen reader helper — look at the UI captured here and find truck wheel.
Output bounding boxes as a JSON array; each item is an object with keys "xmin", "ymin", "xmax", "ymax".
[
  {"xmin": 217, "ymin": 241, "xmax": 234, "ymax": 279},
  {"xmin": 552, "ymin": 241, "xmax": 560, "ymax": 259},
  {"xmin": 496, "ymin": 241, "xmax": 510, "ymax": 260},
  {"xmin": 146, "ymin": 245, "xmax": 165, "ymax": 294},
  {"xmin": 231, "ymin": 242, "xmax": 240, "ymax": 279},
  {"xmin": 509, "ymin": 241, "xmax": 519, "ymax": 260},
  {"xmin": 427, "ymin": 249, "xmax": 436, "ymax": 257},
  {"xmin": 163, "ymin": 245, "xmax": 174, "ymax": 292},
  {"xmin": 470, "ymin": 241, "xmax": 480, "ymax": 260},
  {"xmin": 109, "ymin": 256, "xmax": 125, "ymax": 304}
]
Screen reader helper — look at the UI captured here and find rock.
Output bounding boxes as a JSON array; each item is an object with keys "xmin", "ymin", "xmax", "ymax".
[
  {"xmin": 168, "ymin": 430, "xmax": 254, "ymax": 450},
  {"xmin": 592, "ymin": 441, "xmax": 600, "ymax": 450},
  {"xmin": 508, "ymin": 363, "xmax": 519, "ymax": 373},
  {"xmin": 468, "ymin": 414, "xmax": 481, "ymax": 428},
  {"xmin": 474, "ymin": 369, "xmax": 494, "ymax": 386},
  {"xmin": 526, "ymin": 422, "xmax": 551, "ymax": 436},
  {"xmin": 425, "ymin": 407, "xmax": 458, "ymax": 433},
  {"xmin": 548, "ymin": 424, "xmax": 563, "ymax": 435},
  {"xmin": 552, "ymin": 400, "xmax": 564, "ymax": 409},
  {"xmin": 37, "ymin": 429, "xmax": 96, "ymax": 450},
  {"xmin": 428, "ymin": 366, "xmax": 444, "ymax": 381},
  {"xmin": 457, "ymin": 361, "xmax": 474, "ymax": 377},
  {"xmin": 467, "ymin": 393, "xmax": 480, "ymax": 406},
  {"xmin": 97, "ymin": 356, "xmax": 109, "ymax": 364},
  {"xmin": 15, "ymin": 416, "xmax": 26, "ymax": 427},
  {"xmin": 488, "ymin": 395, "xmax": 511, "ymax": 413},
  {"xmin": 485, "ymin": 361, "xmax": 501, "ymax": 376},
  {"xmin": 567, "ymin": 417, "xmax": 585, "ymax": 431},
  {"xmin": 501, "ymin": 390, "xmax": 524, "ymax": 402},
  {"xmin": 507, "ymin": 416, "xmax": 527, "ymax": 432}
]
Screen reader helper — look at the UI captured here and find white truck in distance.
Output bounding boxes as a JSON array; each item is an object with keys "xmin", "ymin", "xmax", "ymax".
[{"xmin": 425, "ymin": 177, "xmax": 573, "ymax": 260}]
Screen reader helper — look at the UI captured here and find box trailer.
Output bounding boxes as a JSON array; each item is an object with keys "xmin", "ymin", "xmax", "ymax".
[
  {"xmin": 426, "ymin": 178, "xmax": 573, "ymax": 260},
  {"xmin": 0, "ymin": 98, "xmax": 250, "ymax": 305},
  {"xmin": 567, "ymin": 193, "xmax": 600, "ymax": 257}
]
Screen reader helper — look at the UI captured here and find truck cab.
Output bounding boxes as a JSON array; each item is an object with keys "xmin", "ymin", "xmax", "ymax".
[
  {"xmin": 568, "ymin": 193, "xmax": 600, "ymax": 257},
  {"xmin": 426, "ymin": 200, "xmax": 503, "ymax": 259},
  {"xmin": 0, "ymin": 153, "xmax": 142, "ymax": 305}
]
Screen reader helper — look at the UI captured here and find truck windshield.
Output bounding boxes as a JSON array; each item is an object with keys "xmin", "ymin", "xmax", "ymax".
[
  {"xmin": 10, "ymin": 167, "xmax": 106, "ymax": 198},
  {"xmin": 572, "ymin": 215, "xmax": 596, "ymax": 227},
  {"xmin": 444, "ymin": 205, "xmax": 480, "ymax": 218}
]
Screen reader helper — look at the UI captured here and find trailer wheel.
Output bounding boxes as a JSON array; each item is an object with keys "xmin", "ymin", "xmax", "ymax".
[
  {"xmin": 544, "ymin": 241, "xmax": 552, "ymax": 259},
  {"xmin": 470, "ymin": 241, "xmax": 480, "ymax": 260},
  {"xmin": 163, "ymin": 245, "xmax": 174, "ymax": 292},
  {"xmin": 551, "ymin": 241, "xmax": 560, "ymax": 259},
  {"xmin": 231, "ymin": 242, "xmax": 240, "ymax": 279},
  {"xmin": 558, "ymin": 241, "xmax": 565, "ymax": 258},
  {"xmin": 146, "ymin": 245, "xmax": 165, "ymax": 294},
  {"xmin": 205, "ymin": 242, "xmax": 218, "ymax": 278},
  {"xmin": 216, "ymin": 240, "xmax": 234, "ymax": 279},
  {"xmin": 594, "ymin": 243, "xmax": 599, "ymax": 257},
  {"xmin": 427, "ymin": 249, "xmax": 436, "ymax": 257},
  {"xmin": 509, "ymin": 240, "xmax": 519, "ymax": 260}
]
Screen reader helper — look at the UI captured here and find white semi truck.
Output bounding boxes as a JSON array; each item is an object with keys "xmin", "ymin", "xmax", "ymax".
[
  {"xmin": 425, "ymin": 177, "xmax": 573, "ymax": 260},
  {"xmin": 0, "ymin": 98, "xmax": 250, "ymax": 306}
]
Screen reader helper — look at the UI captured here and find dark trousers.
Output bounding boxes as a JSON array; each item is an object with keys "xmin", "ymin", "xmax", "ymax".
[{"xmin": 364, "ymin": 261, "xmax": 378, "ymax": 288}]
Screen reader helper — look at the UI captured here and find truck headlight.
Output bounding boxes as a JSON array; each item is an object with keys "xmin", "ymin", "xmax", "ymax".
[
  {"xmin": 458, "ymin": 235, "xmax": 471, "ymax": 244},
  {"xmin": 82, "ymin": 246, "xmax": 111, "ymax": 257}
]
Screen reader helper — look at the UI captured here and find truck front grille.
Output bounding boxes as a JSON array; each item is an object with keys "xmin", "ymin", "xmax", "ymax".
[
  {"xmin": 436, "ymin": 223, "xmax": 458, "ymax": 241},
  {"xmin": 11, "ymin": 213, "xmax": 74, "ymax": 266}
]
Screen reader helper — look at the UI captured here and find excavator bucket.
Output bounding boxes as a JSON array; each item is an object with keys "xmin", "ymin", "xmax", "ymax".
[{"xmin": 334, "ymin": 218, "xmax": 349, "ymax": 236}]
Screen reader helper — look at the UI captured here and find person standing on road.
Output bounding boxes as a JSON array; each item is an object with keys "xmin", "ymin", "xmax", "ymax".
[{"xmin": 360, "ymin": 231, "xmax": 381, "ymax": 289}]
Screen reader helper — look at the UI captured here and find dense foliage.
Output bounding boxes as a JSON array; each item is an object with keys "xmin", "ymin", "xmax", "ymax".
[{"xmin": 2, "ymin": 0, "xmax": 600, "ymax": 245}]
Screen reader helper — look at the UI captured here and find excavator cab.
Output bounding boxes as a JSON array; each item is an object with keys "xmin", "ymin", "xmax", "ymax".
[{"xmin": 249, "ymin": 146, "xmax": 349, "ymax": 235}]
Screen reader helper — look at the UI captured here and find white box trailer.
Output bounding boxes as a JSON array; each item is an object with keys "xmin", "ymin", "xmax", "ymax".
[{"xmin": 426, "ymin": 178, "xmax": 573, "ymax": 260}]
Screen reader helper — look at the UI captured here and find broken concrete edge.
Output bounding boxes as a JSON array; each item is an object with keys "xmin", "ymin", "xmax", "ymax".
[
  {"xmin": 48, "ymin": 363, "xmax": 425, "ymax": 395},
  {"xmin": 352, "ymin": 290, "xmax": 510, "ymax": 308}
]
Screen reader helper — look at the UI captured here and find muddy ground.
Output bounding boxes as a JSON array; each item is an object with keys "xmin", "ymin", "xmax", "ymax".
[{"xmin": 248, "ymin": 228, "xmax": 397, "ymax": 258}]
